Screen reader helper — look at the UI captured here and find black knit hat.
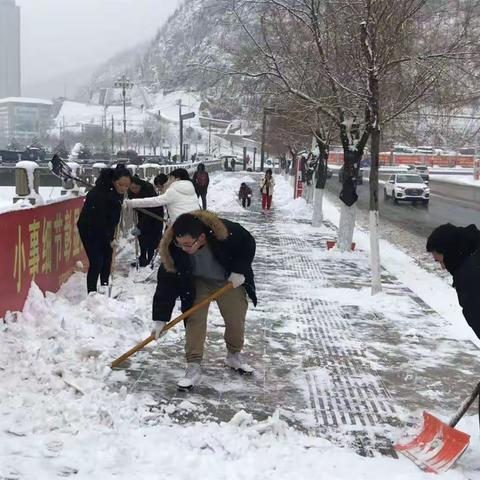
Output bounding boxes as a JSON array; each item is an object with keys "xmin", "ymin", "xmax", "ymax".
[{"xmin": 426, "ymin": 223, "xmax": 480, "ymax": 274}]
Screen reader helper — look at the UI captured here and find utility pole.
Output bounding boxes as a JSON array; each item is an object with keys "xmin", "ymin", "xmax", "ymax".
[
  {"xmin": 178, "ymin": 99, "xmax": 196, "ymax": 163},
  {"xmin": 208, "ymin": 124, "xmax": 212, "ymax": 155},
  {"xmin": 178, "ymin": 101, "xmax": 183, "ymax": 162},
  {"xmin": 158, "ymin": 109, "xmax": 162, "ymax": 158},
  {"xmin": 260, "ymin": 107, "xmax": 268, "ymax": 172},
  {"xmin": 114, "ymin": 75, "xmax": 134, "ymax": 152},
  {"xmin": 111, "ymin": 115, "xmax": 114, "ymax": 154}
]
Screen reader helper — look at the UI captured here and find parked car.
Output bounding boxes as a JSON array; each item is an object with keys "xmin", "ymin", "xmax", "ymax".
[
  {"xmin": 196, "ymin": 153, "xmax": 211, "ymax": 162},
  {"xmin": 393, "ymin": 145, "xmax": 417, "ymax": 154},
  {"xmin": 384, "ymin": 173, "xmax": 430, "ymax": 205},
  {"xmin": 338, "ymin": 165, "xmax": 363, "ymax": 185},
  {"xmin": 414, "ymin": 165, "xmax": 430, "ymax": 183},
  {"xmin": 416, "ymin": 146, "xmax": 444, "ymax": 155},
  {"xmin": 459, "ymin": 147, "xmax": 476, "ymax": 156},
  {"xmin": 264, "ymin": 158, "xmax": 274, "ymax": 169},
  {"xmin": 406, "ymin": 164, "xmax": 429, "ymax": 182}
]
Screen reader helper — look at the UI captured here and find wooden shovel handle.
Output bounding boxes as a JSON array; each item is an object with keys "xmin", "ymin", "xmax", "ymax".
[
  {"xmin": 110, "ymin": 282, "xmax": 234, "ymax": 368},
  {"xmin": 449, "ymin": 381, "xmax": 480, "ymax": 427},
  {"xmin": 136, "ymin": 207, "xmax": 167, "ymax": 224}
]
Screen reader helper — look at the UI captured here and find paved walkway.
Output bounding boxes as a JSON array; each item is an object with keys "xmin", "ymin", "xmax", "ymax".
[{"xmin": 114, "ymin": 173, "xmax": 480, "ymax": 459}]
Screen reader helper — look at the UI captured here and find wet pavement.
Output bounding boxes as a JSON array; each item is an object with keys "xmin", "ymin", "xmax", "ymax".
[
  {"xmin": 114, "ymin": 173, "xmax": 480, "ymax": 459},
  {"xmin": 326, "ymin": 176, "xmax": 480, "ymax": 240}
]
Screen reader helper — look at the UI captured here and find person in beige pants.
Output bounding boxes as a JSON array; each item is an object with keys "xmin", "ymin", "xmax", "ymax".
[
  {"xmin": 152, "ymin": 211, "xmax": 257, "ymax": 390},
  {"xmin": 185, "ymin": 277, "xmax": 248, "ymax": 364}
]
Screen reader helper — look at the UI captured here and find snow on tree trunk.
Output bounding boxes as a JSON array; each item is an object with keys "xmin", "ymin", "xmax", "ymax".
[
  {"xmin": 369, "ymin": 128, "xmax": 382, "ymax": 294},
  {"xmin": 311, "ymin": 136, "xmax": 329, "ymax": 227},
  {"xmin": 369, "ymin": 210, "xmax": 382, "ymax": 294},
  {"xmin": 361, "ymin": 19, "xmax": 382, "ymax": 295},
  {"xmin": 338, "ymin": 204, "xmax": 356, "ymax": 251},
  {"xmin": 338, "ymin": 118, "xmax": 368, "ymax": 253},
  {"xmin": 312, "ymin": 188, "xmax": 324, "ymax": 226}
]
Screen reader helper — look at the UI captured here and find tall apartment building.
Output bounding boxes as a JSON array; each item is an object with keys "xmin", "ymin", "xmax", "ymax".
[
  {"xmin": 0, "ymin": 98, "xmax": 53, "ymax": 147},
  {"xmin": 0, "ymin": 0, "xmax": 21, "ymax": 99}
]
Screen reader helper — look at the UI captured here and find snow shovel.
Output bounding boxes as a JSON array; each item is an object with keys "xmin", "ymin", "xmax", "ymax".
[
  {"xmin": 110, "ymin": 282, "xmax": 234, "ymax": 368},
  {"xmin": 394, "ymin": 382, "xmax": 480, "ymax": 474},
  {"xmin": 108, "ymin": 224, "xmax": 121, "ymax": 298}
]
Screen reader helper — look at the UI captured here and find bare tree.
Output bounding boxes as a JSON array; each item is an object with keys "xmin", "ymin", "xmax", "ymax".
[
  {"xmin": 216, "ymin": 0, "xmax": 479, "ymax": 294},
  {"xmin": 143, "ymin": 117, "xmax": 162, "ymax": 157}
]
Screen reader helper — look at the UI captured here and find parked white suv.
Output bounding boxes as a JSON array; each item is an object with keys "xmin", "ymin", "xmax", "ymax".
[{"xmin": 384, "ymin": 173, "xmax": 430, "ymax": 205}]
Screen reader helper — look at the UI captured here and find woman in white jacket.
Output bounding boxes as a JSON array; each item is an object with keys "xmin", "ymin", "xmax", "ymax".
[{"xmin": 124, "ymin": 168, "xmax": 200, "ymax": 224}]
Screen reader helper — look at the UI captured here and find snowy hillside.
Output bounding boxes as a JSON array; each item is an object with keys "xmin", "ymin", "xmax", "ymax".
[{"xmin": 88, "ymin": 0, "xmax": 251, "ymax": 120}]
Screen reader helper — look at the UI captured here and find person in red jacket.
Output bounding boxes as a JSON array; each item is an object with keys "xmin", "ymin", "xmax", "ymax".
[{"xmin": 192, "ymin": 163, "xmax": 210, "ymax": 210}]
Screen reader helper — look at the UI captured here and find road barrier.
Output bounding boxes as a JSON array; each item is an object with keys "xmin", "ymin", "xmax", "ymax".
[{"xmin": 327, "ymin": 152, "xmax": 474, "ymax": 168}]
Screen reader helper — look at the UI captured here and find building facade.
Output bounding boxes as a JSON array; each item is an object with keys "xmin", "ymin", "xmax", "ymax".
[
  {"xmin": 0, "ymin": 0, "xmax": 21, "ymax": 99},
  {"xmin": 0, "ymin": 98, "xmax": 53, "ymax": 147}
]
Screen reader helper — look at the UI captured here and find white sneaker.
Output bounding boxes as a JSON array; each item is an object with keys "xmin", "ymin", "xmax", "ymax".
[
  {"xmin": 177, "ymin": 363, "xmax": 202, "ymax": 390},
  {"xmin": 225, "ymin": 352, "xmax": 254, "ymax": 375}
]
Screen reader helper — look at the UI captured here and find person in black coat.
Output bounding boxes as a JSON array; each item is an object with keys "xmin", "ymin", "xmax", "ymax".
[
  {"xmin": 151, "ymin": 211, "xmax": 257, "ymax": 388},
  {"xmin": 427, "ymin": 223, "xmax": 480, "ymax": 339},
  {"xmin": 238, "ymin": 182, "xmax": 252, "ymax": 208},
  {"xmin": 128, "ymin": 176, "xmax": 164, "ymax": 267},
  {"xmin": 77, "ymin": 165, "xmax": 132, "ymax": 293},
  {"xmin": 192, "ymin": 163, "xmax": 210, "ymax": 210}
]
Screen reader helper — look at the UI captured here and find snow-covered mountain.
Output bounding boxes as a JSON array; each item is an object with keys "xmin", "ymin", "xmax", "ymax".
[{"xmin": 88, "ymin": 0, "xmax": 246, "ymax": 120}]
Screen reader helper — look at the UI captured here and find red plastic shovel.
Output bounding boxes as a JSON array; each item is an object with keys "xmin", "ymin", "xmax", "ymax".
[{"xmin": 395, "ymin": 382, "xmax": 480, "ymax": 474}]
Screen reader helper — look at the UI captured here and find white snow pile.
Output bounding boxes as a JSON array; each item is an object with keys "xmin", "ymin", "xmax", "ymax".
[{"xmin": 0, "ymin": 276, "xmax": 434, "ymax": 479}]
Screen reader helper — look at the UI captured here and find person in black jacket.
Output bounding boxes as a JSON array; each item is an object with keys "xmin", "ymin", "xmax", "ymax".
[
  {"xmin": 77, "ymin": 165, "xmax": 131, "ymax": 293},
  {"xmin": 192, "ymin": 163, "xmax": 209, "ymax": 210},
  {"xmin": 152, "ymin": 211, "xmax": 257, "ymax": 389},
  {"xmin": 128, "ymin": 176, "xmax": 164, "ymax": 267},
  {"xmin": 238, "ymin": 182, "xmax": 252, "ymax": 208},
  {"xmin": 427, "ymin": 223, "xmax": 480, "ymax": 339}
]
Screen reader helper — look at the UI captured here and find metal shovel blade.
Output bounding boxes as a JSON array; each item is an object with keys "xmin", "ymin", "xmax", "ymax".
[
  {"xmin": 395, "ymin": 412, "xmax": 470, "ymax": 474},
  {"xmin": 49, "ymin": 154, "xmax": 69, "ymax": 178}
]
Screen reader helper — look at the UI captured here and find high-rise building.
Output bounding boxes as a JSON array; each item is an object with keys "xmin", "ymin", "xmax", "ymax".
[
  {"xmin": 0, "ymin": 98, "xmax": 53, "ymax": 147},
  {"xmin": 0, "ymin": 0, "xmax": 21, "ymax": 99}
]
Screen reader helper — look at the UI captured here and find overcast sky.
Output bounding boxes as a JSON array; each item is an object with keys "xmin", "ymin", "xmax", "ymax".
[{"xmin": 17, "ymin": 0, "xmax": 181, "ymax": 89}]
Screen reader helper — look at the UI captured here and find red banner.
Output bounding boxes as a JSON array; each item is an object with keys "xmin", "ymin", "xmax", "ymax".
[
  {"xmin": 0, "ymin": 197, "xmax": 87, "ymax": 319},
  {"xmin": 294, "ymin": 157, "xmax": 303, "ymax": 199}
]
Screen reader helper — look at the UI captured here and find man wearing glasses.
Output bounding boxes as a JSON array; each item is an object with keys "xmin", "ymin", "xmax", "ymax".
[{"xmin": 152, "ymin": 211, "xmax": 257, "ymax": 390}]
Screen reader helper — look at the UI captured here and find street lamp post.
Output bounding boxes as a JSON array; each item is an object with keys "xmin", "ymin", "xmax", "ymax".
[
  {"xmin": 178, "ymin": 99, "xmax": 195, "ymax": 162},
  {"xmin": 114, "ymin": 74, "xmax": 134, "ymax": 153},
  {"xmin": 261, "ymin": 106, "xmax": 286, "ymax": 171},
  {"xmin": 260, "ymin": 107, "xmax": 268, "ymax": 172}
]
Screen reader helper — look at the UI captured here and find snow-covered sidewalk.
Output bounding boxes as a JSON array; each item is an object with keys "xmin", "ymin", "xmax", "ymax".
[{"xmin": 1, "ymin": 171, "xmax": 480, "ymax": 479}]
